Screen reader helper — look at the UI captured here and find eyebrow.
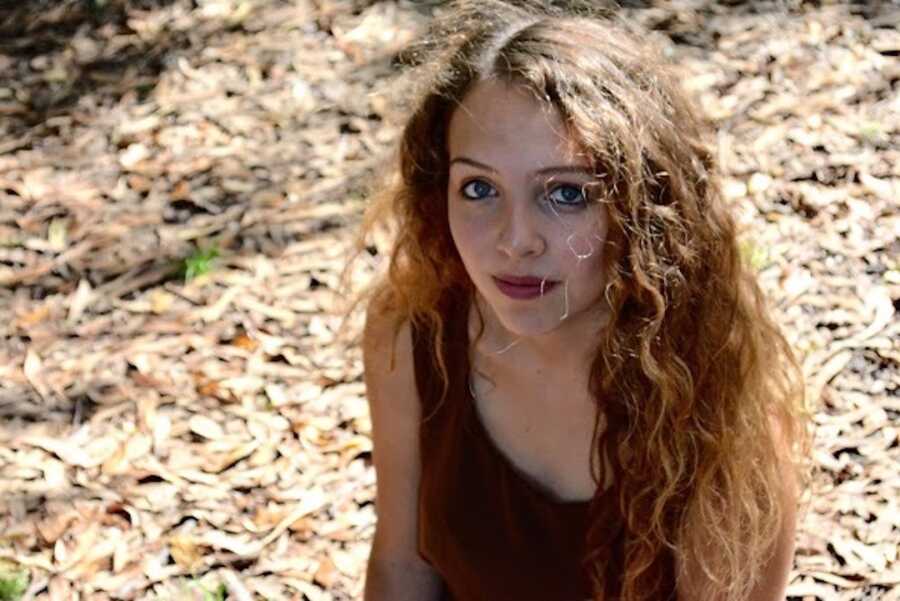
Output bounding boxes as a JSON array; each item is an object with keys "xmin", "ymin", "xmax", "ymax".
[{"xmin": 449, "ymin": 156, "xmax": 594, "ymax": 178}]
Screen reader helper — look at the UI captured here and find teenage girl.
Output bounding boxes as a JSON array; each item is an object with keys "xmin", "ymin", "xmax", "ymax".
[{"xmin": 346, "ymin": 2, "xmax": 813, "ymax": 600}]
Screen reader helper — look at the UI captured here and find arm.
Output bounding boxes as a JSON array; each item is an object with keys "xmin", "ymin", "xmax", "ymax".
[
  {"xmin": 742, "ymin": 416, "xmax": 800, "ymax": 601},
  {"xmin": 365, "ymin": 557, "xmax": 446, "ymax": 601},
  {"xmin": 745, "ymin": 497, "xmax": 797, "ymax": 601},
  {"xmin": 676, "ymin": 418, "xmax": 800, "ymax": 601},
  {"xmin": 362, "ymin": 306, "xmax": 445, "ymax": 601},
  {"xmin": 676, "ymin": 515, "xmax": 797, "ymax": 601}
]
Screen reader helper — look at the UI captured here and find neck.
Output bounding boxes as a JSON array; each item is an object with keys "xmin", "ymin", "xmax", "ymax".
[{"xmin": 469, "ymin": 292, "xmax": 610, "ymax": 379}]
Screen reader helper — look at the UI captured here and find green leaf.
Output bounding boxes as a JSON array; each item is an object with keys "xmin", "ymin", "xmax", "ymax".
[
  {"xmin": 180, "ymin": 245, "xmax": 221, "ymax": 282},
  {"xmin": 203, "ymin": 582, "xmax": 227, "ymax": 601},
  {"xmin": 858, "ymin": 120, "xmax": 884, "ymax": 143},
  {"xmin": 739, "ymin": 238, "xmax": 769, "ymax": 272},
  {"xmin": 0, "ymin": 568, "xmax": 28, "ymax": 601}
]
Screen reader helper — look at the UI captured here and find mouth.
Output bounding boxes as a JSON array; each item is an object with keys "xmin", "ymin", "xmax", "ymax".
[{"xmin": 492, "ymin": 275, "xmax": 559, "ymax": 300}]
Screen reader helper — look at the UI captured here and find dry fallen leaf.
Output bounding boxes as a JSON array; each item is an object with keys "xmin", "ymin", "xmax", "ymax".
[
  {"xmin": 169, "ymin": 535, "xmax": 205, "ymax": 572},
  {"xmin": 188, "ymin": 415, "xmax": 225, "ymax": 440},
  {"xmin": 0, "ymin": 3, "xmax": 896, "ymax": 600}
]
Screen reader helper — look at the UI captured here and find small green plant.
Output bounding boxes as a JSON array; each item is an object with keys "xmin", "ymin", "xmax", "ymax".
[
  {"xmin": 0, "ymin": 564, "xmax": 28, "ymax": 601},
  {"xmin": 202, "ymin": 582, "xmax": 227, "ymax": 601},
  {"xmin": 858, "ymin": 120, "xmax": 884, "ymax": 144},
  {"xmin": 85, "ymin": 0, "xmax": 109, "ymax": 14},
  {"xmin": 179, "ymin": 245, "xmax": 221, "ymax": 282},
  {"xmin": 181, "ymin": 578, "xmax": 227, "ymax": 601},
  {"xmin": 739, "ymin": 239, "xmax": 769, "ymax": 272}
]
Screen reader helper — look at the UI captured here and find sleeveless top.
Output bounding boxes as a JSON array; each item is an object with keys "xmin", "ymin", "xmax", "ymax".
[{"xmin": 410, "ymin": 292, "xmax": 604, "ymax": 601}]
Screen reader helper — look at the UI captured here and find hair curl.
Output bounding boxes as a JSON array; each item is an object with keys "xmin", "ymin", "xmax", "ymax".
[{"xmin": 339, "ymin": 2, "xmax": 815, "ymax": 600}]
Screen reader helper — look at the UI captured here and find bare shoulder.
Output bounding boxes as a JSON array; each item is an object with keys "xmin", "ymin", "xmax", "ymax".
[
  {"xmin": 362, "ymin": 302, "xmax": 430, "ymax": 564},
  {"xmin": 362, "ymin": 300, "xmax": 420, "ymax": 452},
  {"xmin": 363, "ymin": 298, "xmax": 410, "ymax": 373}
]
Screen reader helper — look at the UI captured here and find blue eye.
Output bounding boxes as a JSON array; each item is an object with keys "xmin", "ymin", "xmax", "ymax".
[
  {"xmin": 547, "ymin": 184, "xmax": 586, "ymax": 207},
  {"xmin": 461, "ymin": 179, "xmax": 497, "ymax": 200}
]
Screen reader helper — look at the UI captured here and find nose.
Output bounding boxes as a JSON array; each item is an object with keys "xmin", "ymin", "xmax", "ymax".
[{"xmin": 495, "ymin": 200, "xmax": 546, "ymax": 258}]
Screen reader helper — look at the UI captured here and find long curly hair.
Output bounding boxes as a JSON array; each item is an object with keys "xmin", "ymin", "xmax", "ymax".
[{"xmin": 340, "ymin": 2, "xmax": 814, "ymax": 600}]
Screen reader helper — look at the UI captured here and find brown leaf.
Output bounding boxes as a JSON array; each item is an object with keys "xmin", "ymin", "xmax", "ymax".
[{"xmin": 169, "ymin": 535, "xmax": 204, "ymax": 572}]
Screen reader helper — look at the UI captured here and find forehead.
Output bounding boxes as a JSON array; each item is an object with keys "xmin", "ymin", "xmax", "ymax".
[{"xmin": 447, "ymin": 79, "xmax": 587, "ymax": 167}]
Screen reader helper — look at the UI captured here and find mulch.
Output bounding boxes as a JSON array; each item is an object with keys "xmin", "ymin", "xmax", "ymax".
[{"xmin": 0, "ymin": 1, "xmax": 897, "ymax": 599}]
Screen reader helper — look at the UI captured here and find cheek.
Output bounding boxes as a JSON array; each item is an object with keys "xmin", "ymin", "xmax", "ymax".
[
  {"xmin": 556, "ymin": 226, "xmax": 608, "ymax": 282},
  {"xmin": 557, "ymin": 225, "xmax": 604, "ymax": 260},
  {"xmin": 448, "ymin": 207, "xmax": 484, "ymax": 256},
  {"xmin": 447, "ymin": 207, "xmax": 463, "ymax": 253}
]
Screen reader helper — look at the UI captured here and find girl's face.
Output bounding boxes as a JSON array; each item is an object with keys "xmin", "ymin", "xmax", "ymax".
[{"xmin": 447, "ymin": 79, "xmax": 611, "ymax": 340}]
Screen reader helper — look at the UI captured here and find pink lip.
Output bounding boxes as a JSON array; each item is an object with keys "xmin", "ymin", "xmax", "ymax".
[
  {"xmin": 495, "ymin": 274, "xmax": 554, "ymax": 286},
  {"xmin": 492, "ymin": 276, "xmax": 559, "ymax": 300}
]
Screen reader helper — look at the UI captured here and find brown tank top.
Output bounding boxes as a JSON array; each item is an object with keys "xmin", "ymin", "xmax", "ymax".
[{"xmin": 411, "ymin": 292, "xmax": 601, "ymax": 601}]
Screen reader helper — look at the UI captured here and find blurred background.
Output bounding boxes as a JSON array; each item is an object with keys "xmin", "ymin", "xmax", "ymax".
[{"xmin": 0, "ymin": 1, "xmax": 897, "ymax": 599}]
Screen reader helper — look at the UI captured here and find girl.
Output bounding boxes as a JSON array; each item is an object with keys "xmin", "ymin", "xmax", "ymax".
[{"xmin": 344, "ymin": 2, "xmax": 813, "ymax": 600}]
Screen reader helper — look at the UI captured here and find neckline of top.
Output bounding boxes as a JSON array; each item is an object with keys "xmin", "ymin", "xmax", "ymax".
[
  {"xmin": 458, "ymin": 297, "xmax": 593, "ymax": 508},
  {"xmin": 466, "ymin": 386, "xmax": 594, "ymax": 507}
]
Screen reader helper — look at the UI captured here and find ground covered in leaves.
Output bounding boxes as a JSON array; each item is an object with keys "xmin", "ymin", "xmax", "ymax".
[{"xmin": 0, "ymin": 1, "xmax": 897, "ymax": 600}]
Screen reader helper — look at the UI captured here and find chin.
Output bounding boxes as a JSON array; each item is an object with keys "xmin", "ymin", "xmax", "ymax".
[{"xmin": 487, "ymin": 303, "xmax": 563, "ymax": 336}]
